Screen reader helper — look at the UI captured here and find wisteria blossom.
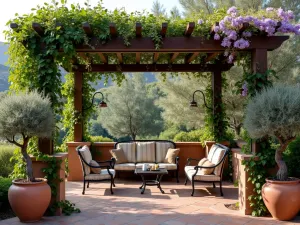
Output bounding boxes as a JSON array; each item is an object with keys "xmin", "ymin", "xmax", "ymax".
[
  {"xmin": 198, "ymin": 19, "xmax": 203, "ymax": 25},
  {"xmin": 242, "ymin": 82, "xmax": 248, "ymax": 96},
  {"xmin": 212, "ymin": 6, "xmax": 300, "ymax": 64}
]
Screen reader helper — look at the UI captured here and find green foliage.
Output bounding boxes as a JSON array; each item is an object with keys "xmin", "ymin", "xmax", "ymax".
[
  {"xmin": 284, "ymin": 136, "xmax": 300, "ymax": 178},
  {"xmin": 0, "ymin": 177, "xmax": 12, "ymax": 204},
  {"xmin": 159, "ymin": 125, "xmax": 181, "ymax": 140},
  {"xmin": 244, "ymin": 84, "xmax": 300, "ymax": 141},
  {"xmin": 0, "ymin": 91, "xmax": 54, "ymax": 140},
  {"xmin": 0, "ymin": 144, "xmax": 15, "ymax": 178},
  {"xmin": 99, "ymin": 74, "xmax": 164, "ymax": 140},
  {"xmin": 90, "ymin": 136, "xmax": 113, "ymax": 142},
  {"xmin": 50, "ymin": 200, "xmax": 80, "ymax": 216},
  {"xmin": 242, "ymin": 139, "xmax": 277, "ymax": 216}
]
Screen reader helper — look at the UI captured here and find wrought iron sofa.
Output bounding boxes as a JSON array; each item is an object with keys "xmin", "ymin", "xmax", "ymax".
[
  {"xmin": 111, "ymin": 140, "xmax": 179, "ymax": 182},
  {"xmin": 184, "ymin": 143, "xmax": 230, "ymax": 196},
  {"xmin": 77, "ymin": 145, "xmax": 116, "ymax": 195}
]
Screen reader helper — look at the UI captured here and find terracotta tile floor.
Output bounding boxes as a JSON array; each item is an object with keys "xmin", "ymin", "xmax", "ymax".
[{"xmin": 1, "ymin": 178, "xmax": 299, "ymax": 225}]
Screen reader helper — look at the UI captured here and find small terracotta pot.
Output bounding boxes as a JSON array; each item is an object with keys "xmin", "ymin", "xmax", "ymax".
[
  {"xmin": 8, "ymin": 178, "xmax": 51, "ymax": 223},
  {"xmin": 262, "ymin": 178, "xmax": 300, "ymax": 221}
]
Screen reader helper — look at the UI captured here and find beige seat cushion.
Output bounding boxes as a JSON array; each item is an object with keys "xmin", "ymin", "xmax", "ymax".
[
  {"xmin": 156, "ymin": 142, "xmax": 175, "ymax": 163},
  {"xmin": 164, "ymin": 148, "xmax": 180, "ymax": 164},
  {"xmin": 110, "ymin": 148, "xmax": 128, "ymax": 164},
  {"xmin": 207, "ymin": 144, "xmax": 226, "ymax": 176},
  {"xmin": 85, "ymin": 169, "xmax": 116, "ymax": 180},
  {"xmin": 78, "ymin": 145, "xmax": 92, "ymax": 175},
  {"xmin": 90, "ymin": 160, "xmax": 101, "ymax": 174},
  {"xmin": 114, "ymin": 163, "xmax": 136, "ymax": 171},
  {"xmin": 136, "ymin": 142, "xmax": 155, "ymax": 163},
  {"xmin": 184, "ymin": 166, "xmax": 221, "ymax": 182},
  {"xmin": 116, "ymin": 143, "xmax": 136, "ymax": 163},
  {"xmin": 158, "ymin": 163, "xmax": 177, "ymax": 170}
]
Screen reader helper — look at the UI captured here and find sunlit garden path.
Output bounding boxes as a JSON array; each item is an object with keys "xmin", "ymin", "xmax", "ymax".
[{"xmin": 1, "ymin": 179, "xmax": 299, "ymax": 225}]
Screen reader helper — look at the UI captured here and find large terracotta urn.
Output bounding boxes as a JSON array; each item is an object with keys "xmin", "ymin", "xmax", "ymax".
[
  {"xmin": 262, "ymin": 178, "xmax": 300, "ymax": 221},
  {"xmin": 8, "ymin": 178, "xmax": 51, "ymax": 223}
]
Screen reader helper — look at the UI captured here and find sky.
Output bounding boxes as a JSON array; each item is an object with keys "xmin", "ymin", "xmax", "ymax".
[{"xmin": 0, "ymin": 0, "xmax": 183, "ymax": 42}]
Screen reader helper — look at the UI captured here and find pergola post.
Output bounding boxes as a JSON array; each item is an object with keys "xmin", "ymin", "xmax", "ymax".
[
  {"xmin": 74, "ymin": 71, "xmax": 83, "ymax": 142},
  {"xmin": 212, "ymin": 70, "xmax": 223, "ymax": 139}
]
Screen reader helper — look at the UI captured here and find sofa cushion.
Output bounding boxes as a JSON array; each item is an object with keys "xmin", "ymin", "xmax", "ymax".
[
  {"xmin": 114, "ymin": 163, "xmax": 136, "ymax": 171},
  {"xmin": 90, "ymin": 160, "xmax": 101, "ymax": 174},
  {"xmin": 207, "ymin": 144, "xmax": 226, "ymax": 176},
  {"xmin": 158, "ymin": 163, "xmax": 177, "ymax": 170},
  {"xmin": 78, "ymin": 145, "xmax": 92, "ymax": 175},
  {"xmin": 85, "ymin": 169, "xmax": 115, "ymax": 180},
  {"xmin": 201, "ymin": 160, "xmax": 215, "ymax": 175},
  {"xmin": 164, "ymin": 148, "xmax": 180, "ymax": 164},
  {"xmin": 110, "ymin": 148, "xmax": 128, "ymax": 164},
  {"xmin": 136, "ymin": 163, "xmax": 155, "ymax": 169},
  {"xmin": 198, "ymin": 158, "xmax": 208, "ymax": 166},
  {"xmin": 155, "ymin": 142, "xmax": 175, "ymax": 163},
  {"xmin": 136, "ymin": 142, "xmax": 155, "ymax": 163},
  {"xmin": 116, "ymin": 142, "xmax": 136, "ymax": 163},
  {"xmin": 184, "ymin": 166, "xmax": 220, "ymax": 181}
]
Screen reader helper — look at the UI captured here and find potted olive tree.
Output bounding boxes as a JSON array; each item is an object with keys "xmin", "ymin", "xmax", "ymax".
[
  {"xmin": 244, "ymin": 84, "xmax": 300, "ymax": 221},
  {"xmin": 0, "ymin": 91, "xmax": 54, "ymax": 223}
]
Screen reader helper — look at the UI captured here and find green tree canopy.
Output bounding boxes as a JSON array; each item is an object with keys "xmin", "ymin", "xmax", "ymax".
[
  {"xmin": 151, "ymin": 0, "xmax": 167, "ymax": 17},
  {"xmin": 98, "ymin": 73, "xmax": 164, "ymax": 140}
]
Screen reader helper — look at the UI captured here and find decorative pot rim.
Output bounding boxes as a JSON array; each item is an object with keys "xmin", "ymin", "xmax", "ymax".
[
  {"xmin": 12, "ymin": 178, "xmax": 48, "ymax": 185},
  {"xmin": 266, "ymin": 178, "xmax": 300, "ymax": 185}
]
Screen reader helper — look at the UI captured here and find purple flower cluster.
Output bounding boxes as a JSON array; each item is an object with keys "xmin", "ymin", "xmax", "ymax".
[
  {"xmin": 212, "ymin": 6, "xmax": 300, "ymax": 64},
  {"xmin": 242, "ymin": 82, "xmax": 248, "ymax": 96},
  {"xmin": 198, "ymin": 19, "xmax": 203, "ymax": 25}
]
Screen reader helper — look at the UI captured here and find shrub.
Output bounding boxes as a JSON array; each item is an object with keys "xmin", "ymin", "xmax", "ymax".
[
  {"xmin": 0, "ymin": 177, "xmax": 12, "ymax": 205},
  {"xmin": 284, "ymin": 137, "xmax": 300, "ymax": 178},
  {"xmin": 90, "ymin": 136, "xmax": 113, "ymax": 142},
  {"xmin": 0, "ymin": 144, "xmax": 15, "ymax": 177},
  {"xmin": 159, "ymin": 126, "xmax": 181, "ymax": 140},
  {"xmin": 244, "ymin": 84, "xmax": 300, "ymax": 180}
]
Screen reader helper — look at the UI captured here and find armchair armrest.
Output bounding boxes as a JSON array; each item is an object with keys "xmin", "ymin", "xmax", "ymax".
[{"xmin": 96, "ymin": 160, "xmax": 114, "ymax": 169}]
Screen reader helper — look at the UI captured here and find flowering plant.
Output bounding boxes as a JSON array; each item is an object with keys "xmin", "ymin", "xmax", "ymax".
[{"xmin": 209, "ymin": 7, "xmax": 300, "ymax": 63}]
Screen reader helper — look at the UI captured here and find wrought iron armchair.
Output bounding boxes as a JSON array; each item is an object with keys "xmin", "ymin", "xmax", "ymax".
[
  {"xmin": 77, "ymin": 145, "xmax": 116, "ymax": 195},
  {"xmin": 184, "ymin": 143, "xmax": 230, "ymax": 196}
]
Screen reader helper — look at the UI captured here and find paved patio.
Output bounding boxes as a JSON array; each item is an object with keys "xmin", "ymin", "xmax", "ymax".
[{"xmin": 1, "ymin": 178, "xmax": 299, "ymax": 225}]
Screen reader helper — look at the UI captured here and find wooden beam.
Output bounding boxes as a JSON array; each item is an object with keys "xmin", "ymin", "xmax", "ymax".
[
  {"xmin": 136, "ymin": 23, "xmax": 142, "ymax": 37},
  {"xmin": 170, "ymin": 52, "xmax": 179, "ymax": 63},
  {"xmin": 32, "ymin": 23, "xmax": 44, "ymax": 36},
  {"xmin": 153, "ymin": 53, "xmax": 159, "ymax": 63},
  {"xmin": 185, "ymin": 52, "xmax": 199, "ymax": 64},
  {"xmin": 275, "ymin": 21, "xmax": 282, "ymax": 32},
  {"xmin": 212, "ymin": 70, "xmax": 223, "ymax": 139},
  {"xmin": 205, "ymin": 52, "xmax": 219, "ymax": 63},
  {"xmin": 136, "ymin": 53, "xmax": 141, "ymax": 64},
  {"xmin": 74, "ymin": 71, "xmax": 83, "ymax": 142},
  {"xmin": 117, "ymin": 53, "xmax": 123, "ymax": 64},
  {"xmin": 96, "ymin": 53, "xmax": 108, "ymax": 64},
  {"xmin": 239, "ymin": 22, "xmax": 249, "ymax": 35},
  {"xmin": 72, "ymin": 63, "xmax": 232, "ymax": 72},
  {"xmin": 82, "ymin": 22, "xmax": 93, "ymax": 36},
  {"xmin": 109, "ymin": 23, "xmax": 117, "ymax": 37},
  {"xmin": 252, "ymin": 49, "xmax": 267, "ymax": 74},
  {"xmin": 161, "ymin": 23, "xmax": 168, "ymax": 38},
  {"xmin": 210, "ymin": 22, "xmax": 219, "ymax": 39},
  {"xmin": 10, "ymin": 23, "xmax": 18, "ymax": 30},
  {"xmin": 64, "ymin": 36, "xmax": 288, "ymax": 53},
  {"xmin": 184, "ymin": 22, "xmax": 195, "ymax": 37}
]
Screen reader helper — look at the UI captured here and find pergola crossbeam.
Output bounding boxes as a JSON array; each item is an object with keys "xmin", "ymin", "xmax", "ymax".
[
  {"xmin": 82, "ymin": 22, "xmax": 93, "ymax": 36},
  {"xmin": 205, "ymin": 52, "xmax": 220, "ymax": 63},
  {"xmin": 185, "ymin": 52, "xmax": 199, "ymax": 64},
  {"xmin": 184, "ymin": 22, "xmax": 195, "ymax": 37},
  {"xmin": 161, "ymin": 23, "xmax": 168, "ymax": 38},
  {"xmin": 32, "ymin": 23, "xmax": 44, "ymax": 36},
  {"xmin": 110, "ymin": 23, "xmax": 117, "ymax": 37},
  {"xmin": 136, "ymin": 53, "xmax": 141, "ymax": 64},
  {"xmin": 136, "ymin": 23, "xmax": 142, "ymax": 37},
  {"xmin": 117, "ymin": 53, "xmax": 123, "ymax": 64},
  {"xmin": 153, "ymin": 53, "xmax": 160, "ymax": 63},
  {"xmin": 170, "ymin": 52, "xmax": 179, "ymax": 63},
  {"xmin": 96, "ymin": 53, "xmax": 108, "ymax": 64}
]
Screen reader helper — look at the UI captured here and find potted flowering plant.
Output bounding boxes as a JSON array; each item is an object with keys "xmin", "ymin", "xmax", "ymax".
[
  {"xmin": 244, "ymin": 84, "xmax": 300, "ymax": 220},
  {"xmin": 0, "ymin": 91, "xmax": 54, "ymax": 222}
]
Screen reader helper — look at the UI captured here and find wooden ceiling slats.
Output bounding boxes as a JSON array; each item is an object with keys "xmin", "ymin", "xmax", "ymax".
[
  {"xmin": 136, "ymin": 53, "xmax": 141, "ymax": 64},
  {"xmin": 185, "ymin": 52, "xmax": 200, "ymax": 64},
  {"xmin": 109, "ymin": 23, "xmax": 117, "ymax": 37},
  {"xmin": 170, "ymin": 53, "xmax": 179, "ymax": 63},
  {"xmin": 184, "ymin": 22, "xmax": 195, "ymax": 37},
  {"xmin": 136, "ymin": 23, "xmax": 142, "ymax": 37},
  {"xmin": 205, "ymin": 52, "xmax": 219, "ymax": 63},
  {"xmin": 117, "ymin": 53, "xmax": 123, "ymax": 64},
  {"xmin": 161, "ymin": 23, "xmax": 168, "ymax": 38},
  {"xmin": 82, "ymin": 22, "xmax": 93, "ymax": 36},
  {"xmin": 96, "ymin": 53, "xmax": 108, "ymax": 64},
  {"xmin": 32, "ymin": 23, "xmax": 44, "ymax": 36},
  {"xmin": 153, "ymin": 53, "xmax": 160, "ymax": 63}
]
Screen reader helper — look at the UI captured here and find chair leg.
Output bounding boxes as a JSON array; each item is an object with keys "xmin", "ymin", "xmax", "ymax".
[
  {"xmin": 220, "ymin": 181, "xmax": 224, "ymax": 196},
  {"xmin": 82, "ymin": 180, "xmax": 86, "ymax": 195},
  {"xmin": 191, "ymin": 179, "xmax": 195, "ymax": 196},
  {"xmin": 176, "ymin": 170, "xmax": 179, "ymax": 183},
  {"xmin": 87, "ymin": 181, "xmax": 90, "ymax": 188},
  {"xmin": 184, "ymin": 176, "xmax": 188, "ymax": 185},
  {"xmin": 213, "ymin": 182, "xmax": 216, "ymax": 188},
  {"xmin": 110, "ymin": 180, "xmax": 114, "ymax": 195},
  {"xmin": 113, "ymin": 179, "xmax": 116, "ymax": 187}
]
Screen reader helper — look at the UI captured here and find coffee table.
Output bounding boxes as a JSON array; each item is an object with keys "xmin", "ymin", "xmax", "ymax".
[{"xmin": 135, "ymin": 168, "xmax": 168, "ymax": 194}]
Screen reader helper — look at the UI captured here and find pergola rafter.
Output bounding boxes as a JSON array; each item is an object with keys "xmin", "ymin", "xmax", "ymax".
[{"xmin": 10, "ymin": 21, "xmax": 289, "ymax": 145}]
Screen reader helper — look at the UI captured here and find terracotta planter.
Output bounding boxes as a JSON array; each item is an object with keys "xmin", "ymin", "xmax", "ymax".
[
  {"xmin": 8, "ymin": 178, "xmax": 51, "ymax": 223},
  {"xmin": 262, "ymin": 178, "xmax": 300, "ymax": 221}
]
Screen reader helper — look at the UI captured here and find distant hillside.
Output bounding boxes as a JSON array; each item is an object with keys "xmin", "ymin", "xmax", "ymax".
[
  {"xmin": 0, "ymin": 42, "xmax": 8, "ymax": 65},
  {"xmin": 0, "ymin": 64, "xmax": 9, "ymax": 91}
]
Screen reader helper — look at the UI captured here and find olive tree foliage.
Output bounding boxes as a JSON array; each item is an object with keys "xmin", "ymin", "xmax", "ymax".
[
  {"xmin": 98, "ymin": 73, "xmax": 164, "ymax": 140},
  {"xmin": 244, "ymin": 84, "xmax": 300, "ymax": 180},
  {"xmin": 151, "ymin": 0, "xmax": 167, "ymax": 17},
  {"xmin": 0, "ymin": 91, "xmax": 54, "ymax": 182}
]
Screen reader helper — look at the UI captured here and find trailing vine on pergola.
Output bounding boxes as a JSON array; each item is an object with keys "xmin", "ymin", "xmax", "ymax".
[{"xmin": 5, "ymin": 1, "xmax": 297, "ymax": 154}]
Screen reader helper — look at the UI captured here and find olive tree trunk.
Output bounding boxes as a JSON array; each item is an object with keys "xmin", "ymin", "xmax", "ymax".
[{"xmin": 21, "ymin": 137, "xmax": 35, "ymax": 182}]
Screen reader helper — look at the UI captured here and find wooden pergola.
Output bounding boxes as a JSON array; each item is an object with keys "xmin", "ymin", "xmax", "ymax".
[{"xmin": 11, "ymin": 22, "xmax": 289, "ymax": 153}]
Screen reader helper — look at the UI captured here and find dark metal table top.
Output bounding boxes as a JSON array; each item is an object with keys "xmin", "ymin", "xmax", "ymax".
[{"xmin": 135, "ymin": 168, "xmax": 168, "ymax": 175}]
